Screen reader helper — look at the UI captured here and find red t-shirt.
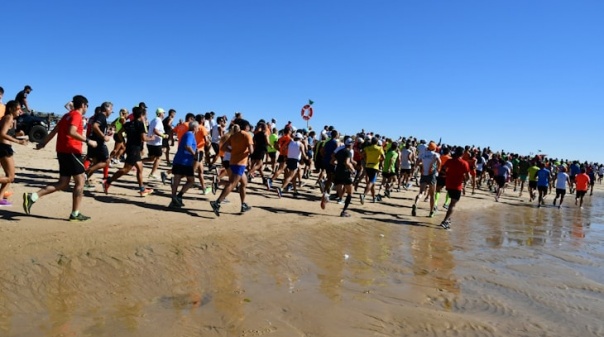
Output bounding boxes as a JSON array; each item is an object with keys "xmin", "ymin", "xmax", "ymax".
[
  {"xmin": 575, "ymin": 173, "xmax": 590, "ymax": 191},
  {"xmin": 56, "ymin": 111, "xmax": 84, "ymax": 154},
  {"xmin": 443, "ymin": 157, "xmax": 470, "ymax": 191}
]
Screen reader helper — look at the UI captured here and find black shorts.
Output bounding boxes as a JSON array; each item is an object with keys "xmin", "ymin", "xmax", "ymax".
[
  {"xmin": 147, "ymin": 144, "xmax": 163, "ymax": 157},
  {"xmin": 420, "ymin": 173, "xmax": 437, "ymax": 185},
  {"xmin": 211, "ymin": 143, "xmax": 220, "ymax": 156},
  {"xmin": 476, "ymin": 170, "xmax": 483, "ymax": 177},
  {"xmin": 555, "ymin": 188, "xmax": 566, "ymax": 197},
  {"xmin": 495, "ymin": 176, "xmax": 506, "ymax": 188},
  {"xmin": 172, "ymin": 163, "xmax": 194, "ymax": 177},
  {"xmin": 576, "ymin": 190, "xmax": 587, "ymax": 198},
  {"xmin": 250, "ymin": 150, "xmax": 266, "ymax": 161},
  {"xmin": 286, "ymin": 158, "xmax": 299, "ymax": 171},
  {"xmin": 125, "ymin": 148, "xmax": 142, "ymax": 165},
  {"xmin": 537, "ymin": 185, "xmax": 548, "ymax": 193},
  {"xmin": 436, "ymin": 176, "xmax": 447, "ymax": 188},
  {"xmin": 268, "ymin": 151, "xmax": 276, "ymax": 160},
  {"xmin": 277, "ymin": 155, "xmax": 286, "ymax": 164},
  {"xmin": 196, "ymin": 151, "xmax": 205, "ymax": 162},
  {"xmin": 400, "ymin": 168, "xmax": 412, "ymax": 175},
  {"xmin": 512, "ymin": 172, "xmax": 519, "ymax": 179},
  {"xmin": 528, "ymin": 181, "xmax": 538, "ymax": 189},
  {"xmin": 447, "ymin": 189, "xmax": 462, "ymax": 201},
  {"xmin": 88, "ymin": 144, "xmax": 109, "ymax": 162},
  {"xmin": 314, "ymin": 159, "xmax": 323, "ymax": 170},
  {"xmin": 334, "ymin": 174, "xmax": 353, "ymax": 186},
  {"xmin": 113, "ymin": 133, "xmax": 125, "ymax": 143},
  {"xmin": 325, "ymin": 164, "xmax": 336, "ymax": 174},
  {"xmin": 162, "ymin": 138, "xmax": 170, "ymax": 148},
  {"xmin": 0, "ymin": 143, "xmax": 14, "ymax": 158},
  {"xmin": 222, "ymin": 160, "xmax": 230, "ymax": 168},
  {"xmin": 382, "ymin": 172, "xmax": 396, "ymax": 179},
  {"xmin": 57, "ymin": 152, "xmax": 85, "ymax": 177}
]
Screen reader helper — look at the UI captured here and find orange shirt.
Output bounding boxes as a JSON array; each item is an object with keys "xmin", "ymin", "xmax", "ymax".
[
  {"xmin": 195, "ymin": 125, "xmax": 209, "ymax": 149},
  {"xmin": 278, "ymin": 134, "xmax": 291, "ymax": 156},
  {"xmin": 575, "ymin": 173, "xmax": 590, "ymax": 191},
  {"xmin": 174, "ymin": 122, "xmax": 189, "ymax": 142},
  {"xmin": 229, "ymin": 131, "xmax": 254, "ymax": 166}
]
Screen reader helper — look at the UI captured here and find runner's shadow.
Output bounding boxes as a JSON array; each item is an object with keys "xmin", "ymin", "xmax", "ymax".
[
  {"xmin": 255, "ymin": 205, "xmax": 320, "ymax": 217},
  {"xmin": 365, "ymin": 216, "xmax": 434, "ymax": 228},
  {"xmin": 17, "ymin": 166, "xmax": 58, "ymax": 174},
  {"xmin": 92, "ymin": 195, "xmax": 213, "ymax": 218},
  {"xmin": 1, "ymin": 211, "xmax": 64, "ymax": 222}
]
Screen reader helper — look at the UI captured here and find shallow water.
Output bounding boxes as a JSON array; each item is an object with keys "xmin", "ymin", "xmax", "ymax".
[{"xmin": 1, "ymin": 193, "xmax": 603, "ymax": 337}]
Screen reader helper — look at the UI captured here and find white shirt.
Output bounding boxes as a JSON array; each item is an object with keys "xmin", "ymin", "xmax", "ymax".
[
  {"xmin": 416, "ymin": 143, "xmax": 427, "ymax": 159},
  {"xmin": 400, "ymin": 149, "xmax": 413, "ymax": 169},
  {"xmin": 420, "ymin": 151, "xmax": 440, "ymax": 176},
  {"xmin": 287, "ymin": 140, "xmax": 303, "ymax": 160},
  {"xmin": 556, "ymin": 172, "xmax": 569, "ymax": 189},
  {"xmin": 204, "ymin": 120, "xmax": 211, "ymax": 132},
  {"xmin": 211, "ymin": 124, "xmax": 221, "ymax": 143},
  {"xmin": 147, "ymin": 117, "xmax": 164, "ymax": 146}
]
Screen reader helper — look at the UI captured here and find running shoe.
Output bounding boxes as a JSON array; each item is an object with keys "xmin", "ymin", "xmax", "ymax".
[
  {"xmin": 203, "ymin": 187, "xmax": 212, "ymax": 195},
  {"xmin": 411, "ymin": 204, "xmax": 417, "ymax": 216},
  {"xmin": 340, "ymin": 211, "xmax": 351, "ymax": 217},
  {"xmin": 22, "ymin": 193, "xmax": 35, "ymax": 215},
  {"xmin": 440, "ymin": 221, "xmax": 450, "ymax": 230},
  {"xmin": 359, "ymin": 194, "xmax": 365, "ymax": 205},
  {"xmin": 161, "ymin": 172, "xmax": 168, "ymax": 185},
  {"xmin": 210, "ymin": 200, "xmax": 221, "ymax": 216},
  {"xmin": 140, "ymin": 188, "xmax": 154, "ymax": 197},
  {"xmin": 320, "ymin": 194, "xmax": 328, "ymax": 210},
  {"xmin": 241, "ymin": 203, "xmax": 252, "ymax": 213},
  {"xmin": 0, "ymin": 199, "xmax": 13, "ymax": 207},
  {"xmin": 83, "ymin": 182, "xmax": 96, "ymax": 191},
  {"xmin": 276, "ymin": 187, "xmax": 282, "ymax": 198},
  {"xmin": 148, "ymin": 174, "xmax": 159, "ymax": 181},
  {"xmin": 443, "ymin": 203, "xmax": 449, "ymax": 210},
  {"xmin": 266, "ymin": 178, "xmax": 273, "ymax": 190},
  {"xmin": 69, "ymin": 213, "xmax": 91, "ymax": 222},
  {"xmin": 429, "ymin": 211, "xmax": 435, "ymax": 218}
]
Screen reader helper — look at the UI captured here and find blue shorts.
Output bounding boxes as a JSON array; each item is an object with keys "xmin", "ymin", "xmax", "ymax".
[{"xmin": 230, "ymin": 164, "xmax": 246, "ymax": 177}]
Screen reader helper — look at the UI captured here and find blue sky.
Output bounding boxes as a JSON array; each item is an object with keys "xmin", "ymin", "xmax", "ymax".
[{"xmin": 3, "ymin": 0, "xmax": 603, "ymax": 163}]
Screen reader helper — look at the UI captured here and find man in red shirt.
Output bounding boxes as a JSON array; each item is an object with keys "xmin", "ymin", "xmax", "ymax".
[
  {"xmin": 574, "ymin": 167, "xmax": 590, "ymax": 208},
  {"xmin": 439, "ymin": 146, "xmax": 470, "ymax": 229},
  {"xmin": 23, "ymin": 95, "xmax": 98, "ymax": 221}
]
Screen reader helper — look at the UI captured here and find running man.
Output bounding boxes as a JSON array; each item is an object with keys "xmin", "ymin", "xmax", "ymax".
[
  {"xmin": 536, "ymin": 162, "xmax": 550, "ymax": 207},
  {"xmin": 411, "ymin": 141, "xmax": 441, "ymax": 217},
  {"xmin": 23, "ymin": 95, "xmax": 97, "ymax": 221},
  {"xmin": 553, "ymin": 165, "xmax": 570, "ymax": 209},
  {"xmin": 210, "ymin": 119, "xmax": 254, "ymax": 216},
  {"xmin": 84, "ymin": 101, "xmax": 113, "ymax": 188},
  {"xmin": 144, "ymin": 108, "xmax": 169, "ymax": 180},
  {"xmin": 332, "ymin": 137, "xmax": 356, "ymax": 217},
  {"xmin": 169, "ymin": 121, "xmax": 199, "ymax": 208},
  {"xmin": 359, "ymin": 136, "xmax": 385, "ymax": 204},
  {"xmin": 574, "ymin": 167, "xmax": 590, "ymax": 208},
  {"xmin": 439, "ymin": 146, "xmax": 470, "ymax": 229}
]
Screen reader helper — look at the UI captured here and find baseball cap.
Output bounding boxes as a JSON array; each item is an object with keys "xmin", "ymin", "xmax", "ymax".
[
  {"xmin": 156, "ymin": 107, "xmax": 165, "ymax": 116},
  {"xmin": 139, "ymin": 102, "xmax": 148, "ymax": 109},
  {"xmin": 25, "ymin": 85, "xmax": 32, "ymax": 91},
  {"xmin": 294, "ymin": 132, "xmax": 303, "ymax": 139},
  {"xmin": 345, "ymin": 138, "xmax": 354, "ymax": 146}
]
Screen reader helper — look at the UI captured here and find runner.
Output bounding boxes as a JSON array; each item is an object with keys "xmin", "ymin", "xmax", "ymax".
[
  {"xmin": 574, "ymin": 167, "xmax": 590, "ymax": 208},
  {"xmin": 359, "ymin": 136, "xmax": 385, "ymax": 204},
  {"xmin": 84, "ymin": 101, "xmax": 113, "ymax": 189},
  {"xmin": 0, "ymin": 101, "xmax": 29, "ymax": 206},
  {"xmin": 162, "ymin": 109, "xmax": 176, "ymax": 166},
  {"xmin": 439, "ymin": 146, "xmax": 470, "ymax": 229},
  {"xmin": 434, "ymin": 146, "xmax": 451, "ymax": 211},
  {"xmin": 411, "ymin": 141, "xmax": 441, "ymax": 217},
  {"xmin": 332, "ymin": 137, "xmax": 356, "ymax": 217},
  {"xmin": 569, "ymin": 161, "xmax": 580, "ymax": 193},
  {"xmin": 275, "ymin": 132, "xmax": 307, "ymax": 197},
  {"xmin": 247, "ymin": 121, "xmax": 269, "ymax": 183},
  {"xmin": 103, "ymin": 107, "xmax": 157, "ymax": 197},
  {"xmin": 381, "ymin": 142, "xmax": 399, "ymax": 198},
  {"xmin": 109, "ymin": 108, "xmax": 128, "ymax": 165},
  {"xmin": 399, "ymin": 142, "xmax": 415, "ymax": 190},
  {"xmin": 169, "ymin": 121, "xmax": 199, "ymax": 208},
  {"xmin": 210, "ymin": 119, "xmax": 254, "ymax": 216},
  {"xmin": 553, "ymin": 165, "xmax": 570, "ymax": 209},
  {"xmin": 527, "ymin": 160, "xmax": 540, "ymax": 202},
  {"xmin": 23, "ymin": 95, "xmax": 97, "ymax": 221},
  {"xmin": 209, "ymin": 116, "xmax": 226, "ymax": 167},
  {"xmin": 517, "ymin": 155, "xmax": 530, "ymax": 197},
  {"xmin": 193, "ymin": 114, "xmax": 211, "ymax": 195},
  {"xmin": 536, "ymin": 162, "xmax": 551, "ymax": 207}
]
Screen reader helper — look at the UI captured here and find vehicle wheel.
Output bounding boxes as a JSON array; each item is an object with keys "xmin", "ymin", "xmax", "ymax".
[{"xmin": 29, "ymin": 125, "xmax": 48, "ymax": 143}]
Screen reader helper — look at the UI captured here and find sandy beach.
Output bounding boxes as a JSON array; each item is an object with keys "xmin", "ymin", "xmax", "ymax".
[{"xmin": 1, "ymin": 139, "xmax": 603, "ymax": 337}]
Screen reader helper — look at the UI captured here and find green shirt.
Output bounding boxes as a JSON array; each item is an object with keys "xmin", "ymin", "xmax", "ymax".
[
  {"xmin": 528, "ymin": 165, "xmax": 540, "ymax": 181},
  {"xmin": 383, "ymin": 150, "xmax": 399, "ymax": 173},
  {"xmin": 267, "ymin": 133, "xmax": 278, "ymax": 153}
]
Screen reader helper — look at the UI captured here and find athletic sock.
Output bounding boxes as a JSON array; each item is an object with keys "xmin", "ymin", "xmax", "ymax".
[
  {"xmin": 71, "ymin": 211, "xmax": 80, "ymax": 217},
  {"xmin": 343, "ymin": 194, "xmax": 352, "ymax": 211},
  {"xmin": 31, "ymin": 193, "xmax": 39, "ymax": 202},
  {"xmin": 84, "ymin": 159, "xmax": 91, "ymax": 170},
  {"xmin": 103, "ymin": 166, "xmax": 109, "ymax": 179},
  {"xmin": 434, "ymin": 192, "xmax": 440, "ymax": 205},
  {"xmin": 445, "ymin": 193, "xmax": 450, "ymax": 205}
]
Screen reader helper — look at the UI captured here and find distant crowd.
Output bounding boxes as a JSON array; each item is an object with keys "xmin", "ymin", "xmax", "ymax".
[{"xmin": 1, "ymin": 87, "xmax": 602, "ymax": 228}]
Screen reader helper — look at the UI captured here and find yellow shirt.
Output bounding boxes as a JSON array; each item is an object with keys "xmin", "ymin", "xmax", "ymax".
[{"xmin": 363, "ymin": 144, "xmax": 384, "ymax": 170}]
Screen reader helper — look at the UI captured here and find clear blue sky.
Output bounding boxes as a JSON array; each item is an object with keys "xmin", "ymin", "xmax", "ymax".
[{"xmin": 3, "ymin": 0, "xmax": 603, "ymax": 163}]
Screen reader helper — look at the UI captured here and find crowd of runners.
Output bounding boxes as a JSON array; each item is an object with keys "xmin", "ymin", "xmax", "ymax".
[{"xmin": 1, "ymin": 89, "xmax": 603, "ymax": 229}]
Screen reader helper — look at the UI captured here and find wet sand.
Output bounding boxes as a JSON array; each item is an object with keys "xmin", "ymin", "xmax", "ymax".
[{"xmin": 1, "ymin": 141, "xmax": 603, "ymax": 337}]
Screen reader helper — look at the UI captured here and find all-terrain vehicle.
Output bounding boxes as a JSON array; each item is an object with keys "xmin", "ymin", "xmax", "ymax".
[{"xmin": 15, "ymin": 111, "xmax": 58, "ymax": 143}]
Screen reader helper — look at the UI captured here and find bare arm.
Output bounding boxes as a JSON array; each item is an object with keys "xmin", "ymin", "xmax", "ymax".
[{"xmin": 0, "ymin": 116, "xmax": 27, "ymax": 145}]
